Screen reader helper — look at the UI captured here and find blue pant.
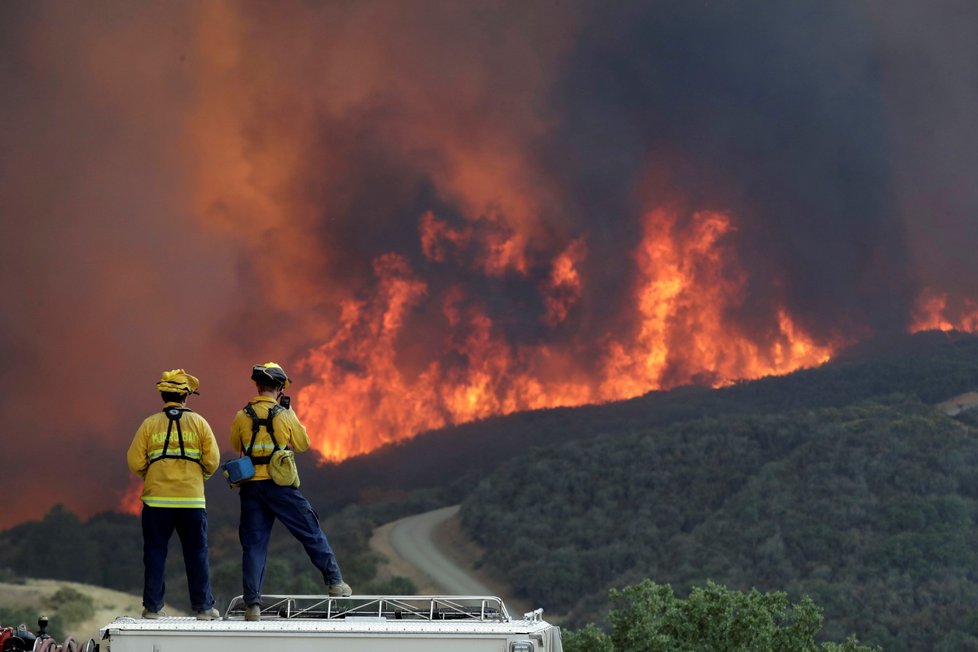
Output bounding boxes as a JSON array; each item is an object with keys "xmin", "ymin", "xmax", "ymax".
[
  {"xmin": 142, "ymin": 505, "xmax": 214, "ymax": 613},
  {"xmin": 239, "ymin": 481, "xmax": 343, "ymax": 606}
]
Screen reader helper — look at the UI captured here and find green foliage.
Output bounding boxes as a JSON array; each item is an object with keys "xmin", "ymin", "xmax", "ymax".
[
  {"xmin": 0, "ymin": 607, "xmax": 65, "ymax": 642},
  {"xmin": 0, "ymin": 588, "xmax": 92, "ymax": 641},
  {"xmin": 363, "ymin": 575, "xmax": 417, "ymax": 595},
  {"xmin": 0, "ymin": 567, "xmax": 22, "ymax": 583},
  {"xmin": 0, "ymin": 508, "xmax": 143, "ymax": 593},
  {"xmin": 5, "ymin": 506, "xmax": 100, "ymax": 585},
  {"xmin": 46, "ymin": 586, "xmax": 95, "ymax": 629},
  {"xmin": 0, "ymin": 605, "xmax": 42, "ymax": 631},
  {"xmin": 462, "ymin": 391, "xmax": 978, "ymax": 649},
  {"xmin": 564, "ymin": 580, "xmax": 878, "ymax": 652},
  {"xmin": 563, "ymin": 623, "xmax": 614, "ymax": 652}
]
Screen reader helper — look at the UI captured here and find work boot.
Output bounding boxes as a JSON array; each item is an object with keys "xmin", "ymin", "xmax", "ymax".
[
  {"xmin": 141, "ymin": 608, "xmax": 165, "ymax": 619},
  {"xmin": 196, "ymin": 607, "xmax": 220, "ymax": 621},
  {"xmin": 244, "ymin": 604, "xmax": 261, "ymax": 621},
  {"xmin": 328, "ymin": 580, "xmax": 352, "ymax": 597}
]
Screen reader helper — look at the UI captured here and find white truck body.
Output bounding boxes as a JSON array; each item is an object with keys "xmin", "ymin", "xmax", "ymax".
[{"xmin": 100, "ymin": 595, "xmax": 563, "ymax": 652}]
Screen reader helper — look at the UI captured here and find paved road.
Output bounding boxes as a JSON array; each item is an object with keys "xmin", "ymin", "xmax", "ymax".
[{"xmin": 385, "ymin": 504, "xmax": 495, "ymax": 596}]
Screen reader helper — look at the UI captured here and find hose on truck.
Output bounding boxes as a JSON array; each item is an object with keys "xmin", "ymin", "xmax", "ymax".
[
  {"xmin": 27, "ymin": 636, "xmax": 90, "ymax": 652},
  {"xmin": 0, "ymin": 621, "xmax": 93, "ymax": 652}
]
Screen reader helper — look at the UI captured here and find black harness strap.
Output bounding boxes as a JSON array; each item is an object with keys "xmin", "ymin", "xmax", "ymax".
[
  {"xmin": 243, "ymin": 403, "xmax": 285, "ymax": 465},
  {"xmin": 148, "ymin": 407, "xmax": 201, "ymax": 466}
]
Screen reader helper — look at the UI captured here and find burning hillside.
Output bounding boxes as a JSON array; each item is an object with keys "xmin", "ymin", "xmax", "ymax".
[{"xmin": 296, "ymin": 206, "xmax": 838, "ymax": 460}]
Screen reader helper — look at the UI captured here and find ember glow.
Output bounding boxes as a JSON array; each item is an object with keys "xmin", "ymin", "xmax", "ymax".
[
  {"xmin": 911, "ymin": 291, "xmax": 978, "ymax": 333},
  {"xmin": 120, "ymin": 478, "xmax": 143, "ymax": 517}
]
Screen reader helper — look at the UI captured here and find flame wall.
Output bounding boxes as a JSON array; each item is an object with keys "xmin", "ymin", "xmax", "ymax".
[{"xmin": 1, "ymin": 0, "xmax": 977, "ymax": 527}]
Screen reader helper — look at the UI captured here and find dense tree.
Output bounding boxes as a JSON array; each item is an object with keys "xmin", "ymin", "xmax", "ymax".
[
  {"xmin": 563, "ymin": 579, "xmax": 878, "ymax": 652},
  {"xmin": 461, "ymin": 394, "xmax": 978, "ymax": 649}
]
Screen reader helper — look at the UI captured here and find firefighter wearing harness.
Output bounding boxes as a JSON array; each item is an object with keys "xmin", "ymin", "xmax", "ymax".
[
  {"xmin": 126, "ymin": 369, "xmax": 221, "ymax": 620},
  {"xmin": 230, "ymin": 362, "xmax": 352, "ymax": 621}
]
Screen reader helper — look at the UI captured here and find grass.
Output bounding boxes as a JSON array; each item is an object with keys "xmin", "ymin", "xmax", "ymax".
[{"xmin": 0, "ymin": 579, "xmax": 180, "ymax": 644}]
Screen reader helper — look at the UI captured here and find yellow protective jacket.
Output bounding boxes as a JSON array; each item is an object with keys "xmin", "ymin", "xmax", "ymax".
[
  {"xmin": 230, "ymin": 395, "xmax": 310, "ymax": 482},
  {"xmin": 127, "ymin": 403, "xmax": 220, "ymax": 508}
]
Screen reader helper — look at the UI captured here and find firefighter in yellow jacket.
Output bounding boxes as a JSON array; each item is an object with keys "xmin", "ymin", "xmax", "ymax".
[
  {"xmin": 127, "ymin": 369, "xmax": 221, "ymax": 620},
  {"xmin": 230, "ymin": 362, "xmax": 351, "ymax": 621}
]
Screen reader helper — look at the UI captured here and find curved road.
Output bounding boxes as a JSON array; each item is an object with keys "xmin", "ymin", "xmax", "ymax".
[{"xmin": 382, "ymin": 504, "xmax": 495, "ymax": 595}]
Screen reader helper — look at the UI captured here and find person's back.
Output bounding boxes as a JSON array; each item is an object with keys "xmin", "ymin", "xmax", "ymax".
[
  {"xmin": 228, "ymin": 361, "xmax": 351, "ymax": 622},
  {"xmin": 132, "ymin": 408, "xmax": 219, "ymax": 506},
  {"xmin": 126, "ymin": 369, "xmax": 220, "ymax": 620},
  {"xmin": 230, "ymin": 395, "xmax": 309, "ymax": 481}
]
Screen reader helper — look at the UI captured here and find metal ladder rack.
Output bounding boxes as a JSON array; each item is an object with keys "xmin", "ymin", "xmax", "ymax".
[{"xmin": 224, "ymin": 595, "xmax": 512, "ymax": 622}]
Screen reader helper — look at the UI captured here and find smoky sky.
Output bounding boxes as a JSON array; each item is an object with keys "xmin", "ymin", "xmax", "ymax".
[
  {"xmin": 542, "ymin": 1, "xmax": 911, "ymax": 345},
  {"xmin": 1, "ymin": 0, "xmax": 976, "ymax": 528}
]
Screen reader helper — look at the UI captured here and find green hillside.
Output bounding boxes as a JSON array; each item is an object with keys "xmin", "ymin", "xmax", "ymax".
[{"xmin": 459, "ymin": 338, "xmax": 978, "ymax": 650}]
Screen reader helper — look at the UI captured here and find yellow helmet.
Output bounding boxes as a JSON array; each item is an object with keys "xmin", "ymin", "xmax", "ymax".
[
  {"xmin": 251, "ymin": 362, "xmax": 291, "ymax": 389},
  {"xmin": 155, "ymin": 369, "xmax": 200, "ymax": 395}
]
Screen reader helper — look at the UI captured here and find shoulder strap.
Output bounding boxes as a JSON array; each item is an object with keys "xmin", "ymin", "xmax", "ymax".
[
  {"xmin": 243, "ymin": 403, "xmax": 286, "ymax": 462},
  {"xmin": 148, "ymin": 407, "xmax": 200, "ymax": 467}
]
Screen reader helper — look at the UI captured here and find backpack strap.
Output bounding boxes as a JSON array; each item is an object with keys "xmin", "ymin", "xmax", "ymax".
[
  {"xmin": 242, "ymin": 403, "xmax": 286, "ymax": 465},
  {"xmin": 148, "ymin": 407, "xmax": 202, "ymax": 467}
]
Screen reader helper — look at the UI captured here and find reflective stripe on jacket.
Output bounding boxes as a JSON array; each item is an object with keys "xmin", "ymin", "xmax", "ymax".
[
  {"xmin": 127, "ymin": 402, "xmax": 220, "ymax": 509},
  {"xmin": 229, "ymin": 395, "xmax": 310, "ymax": 482}
]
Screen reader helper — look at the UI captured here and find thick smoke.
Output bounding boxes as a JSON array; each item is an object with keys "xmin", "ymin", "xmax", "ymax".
[
  {"xmin": 0, "ymin": 3, "xmax": 222, "ymax": 526},
  {"xmin": 542, "ymin": 1, "xmax": 915, "ymax": 348},
  {"xmin": 868, "ymin": 1, "xmax": 978, "ymax": 306},
  {"xmin": 1, "ymin": 1, "xmax": 976, "ymax": 527}
]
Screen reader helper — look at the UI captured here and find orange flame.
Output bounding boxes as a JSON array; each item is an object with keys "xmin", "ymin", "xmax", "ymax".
[
  {"xmin": 297, "ymin": 206, "xmax": 836, "ymax": 461},
  {"xmin": 910, "ymin": 289, "xmax": 978, "ymax": 333},
  {"xmin": 543, "ymin": 238, "xmax": 587, "ymax": 327},
  {"xmin": 119, "ymin": 477, "xmax": 143, "ymax": 516},
  {"xmin": 598, "ymin": 208, "xmax": 832, "ymax": 397}
]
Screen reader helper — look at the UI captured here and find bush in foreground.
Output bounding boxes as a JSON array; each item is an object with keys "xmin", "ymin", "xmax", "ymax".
[{"xmin": 563, "ymin": 580, "xmax": 879, "ymax": 652}]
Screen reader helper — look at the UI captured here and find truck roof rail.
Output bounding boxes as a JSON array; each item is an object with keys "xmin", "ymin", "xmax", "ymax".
[{"xmin": 224, "ymin": 595, "xmax": 513, "ymax": 622}]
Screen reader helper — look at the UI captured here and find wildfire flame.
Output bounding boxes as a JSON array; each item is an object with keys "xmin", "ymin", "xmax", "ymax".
[
  {"xmin": 297, "ymin": 206, "xmax": 835, "ymax": 461},
  {"xmin": 120, "ymin": 477, "xmax": 143, "ymax": 517},
  {"xmin": 599, "ymin": 208, "xmax": 833, "ymax": 397},
  {"xmin": 911, "ymin": 289, "xmax": 978, "ymax": 333}
]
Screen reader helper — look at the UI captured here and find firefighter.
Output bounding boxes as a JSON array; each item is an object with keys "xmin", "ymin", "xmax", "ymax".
[
  {"xmin": 127, "ymin": 369, "xmax": 221, "ymax": 620},
  {"xmin": 230, "ymin": 362, "xmax": 352, "ymax": 621}
]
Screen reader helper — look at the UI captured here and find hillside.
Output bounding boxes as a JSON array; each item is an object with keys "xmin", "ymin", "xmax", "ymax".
[
  {"xmin": 0, "ymin": 579, "xmax": 159, "ymax": 644},
  {"xmin": 457, "ymin": 357, "xmax": 978, "ymax": 649}
]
